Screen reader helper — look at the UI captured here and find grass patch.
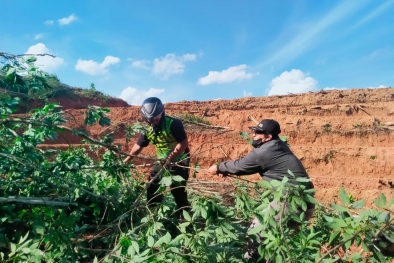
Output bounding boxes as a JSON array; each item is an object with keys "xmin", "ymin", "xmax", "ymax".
[{"xmin": 178, "ymin": 113, "xmax": 210, "ymax": 125}]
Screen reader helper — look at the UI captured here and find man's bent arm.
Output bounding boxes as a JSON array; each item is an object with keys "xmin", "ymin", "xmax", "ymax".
[
  {"xmin": 124, "ymin": 144, "xmax": 143, "ymax": 163},
  {"xmin": 218, "ymin": 150, "xmax": 261, "ymax": 175},
  {"xmin": 167, "ymin": 139, "xmax": 188, "ymax": 162}
]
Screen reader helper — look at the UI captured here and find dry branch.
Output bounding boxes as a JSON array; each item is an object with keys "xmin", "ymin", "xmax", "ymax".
[{"xmin": 0, "ymin": 196, "xmax": 77, "ymax": 207}]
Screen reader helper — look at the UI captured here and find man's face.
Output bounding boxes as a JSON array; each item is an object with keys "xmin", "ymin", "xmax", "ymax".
[
  {"xmin": 252, "ymin": 130, "xmax": 272, "ymax": 142},
  {"xmin": 147, "ymin": 113, "xmax": 162, "ymax": 127}
]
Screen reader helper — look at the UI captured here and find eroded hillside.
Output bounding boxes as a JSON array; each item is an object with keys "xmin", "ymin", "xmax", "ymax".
[{"xmin": 40, "ymin": 87, "xmax": 394, "ymax": 206}]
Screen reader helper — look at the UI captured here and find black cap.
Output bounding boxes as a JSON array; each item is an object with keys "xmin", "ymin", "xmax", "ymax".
[{"xmin": 248, "ymin": 119, "xmax": 281, "ymax": 135}]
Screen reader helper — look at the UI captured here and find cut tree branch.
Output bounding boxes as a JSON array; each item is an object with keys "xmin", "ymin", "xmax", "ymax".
[{"xmin": 0, "ymin": 196, "xmax": 77, "ymax": 207}]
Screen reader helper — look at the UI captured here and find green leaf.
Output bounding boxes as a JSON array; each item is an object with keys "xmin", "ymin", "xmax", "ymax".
[
  {"xmin": 257, "ymin": 180, "xmax": 272, "ymax": 189},
  {"xmin": 339, "ymin": 187, "xmax": 350, "ymax": 206},
  {"xmin": 270, "ymin": 180, "xmax": 281, "ymax": 188},
  {"xmin": 183, "ymin": 210, "xmax": 191, "ymax": 221},
  {"xmin": 248, "ymin": 225, "xmax": 264, "ymax": 235},
  {"xmin": 361, "ymin": 240, "xmax": 370, "ymax": 252},
  {"xmin": 192, "ymin": 163, "xmax": 200, "ymax": 178},
  {"xmin": 172, "ymin": 175, "xmax": 185, "ymax": 182},
  {"xmin": 328, "ymin": 231, "xmax": 341, "ymax": 245},
  {"xmin": 163, "ymin": 232, "xmax": 171, "ymax": 244},
  {"xmin": 131, "ymin": 241, "xmax": 139, "ymax": 254},
  {"xmin": 329, "ymin": 218, "xmax": 348, "ymax": 229},
  {"xmin": 281, "ymin": 176, "xmax": 289, "ymax": 184},
  {"xmin": 373, "ymin": 199, "xmax": 384, "ymax": 208},
  {"xmin": 160, "ymin": 176, "xmax": 172, "ymax": 186},
  {"xmin": 6, "ymin": 67, "xmax": 16, "ymax": 76},
  {"xmin": 19, "ymin": 231, "xmax": 29, "ymax": 244},
  {"xmin": 147, "ymin": 236, "xmax": 154, "ymax": 247},
  {"xmin": 275, "ymin": 253, "xmax": 283, "ymax": 263},
  {"xmin": 330, "ymin": 204, "xmax": 348, "ymax": 213},
  {"xmin": 201, "ymin": 207, "xmax": 207, "ymax": 219},
  {"xmin": 133, "ymin": 256, "xmax": 150, "ymax": 263},
  {"xmin": 352, "ymin": 199, "xmax": 365, "ymax": 209},
  {"xmin": 34, "ymin": 225, "xmax": 45, "ymax": 235},
  {"xmin": 26, "ymin": 56, "xmax": 37, "ymax": 63},
  {"xmin": 378, "ymin": 212, "xmax": 389, "ymax": 224},
  {"xmin": 10, "ymin": 243, "xmax": 16, "ymax": 253},
  {"xmin": 380, "ymin": 193, "xmax": 387, "ymax": 206},
  {"xmin": 169, "ymin": 234, "xmax": 185, "ymax": 245},
  {"xmin": 22, "ymin": 247, "xmax": 31, "ymax": 254},
  {"xmin": 372, "ymin": 249, "xmax": 386, "ymax": 263},
  {"xmin": 179, "ymin": 222, "xmax": 190, "ymax": 230},
  {"xmin": 296, "ymin": 177, "xmax": 311, "ymax": 183},
  {"xmin": 239, "ymin": 131, "xmax": 249, "ymax": 139}
]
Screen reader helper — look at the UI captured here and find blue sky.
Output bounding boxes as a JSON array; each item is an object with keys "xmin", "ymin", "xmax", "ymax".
[{"xmin": 1, "ymin": 0, "xmax": 393, "ymax": 105}]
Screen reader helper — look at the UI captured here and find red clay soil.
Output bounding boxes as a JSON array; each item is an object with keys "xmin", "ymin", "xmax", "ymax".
[
  {"xmin": 39, "ymin": 87, "xmax": 394, "ymax": 207},
  {"xmin": 18, "ymin": 95, "xmax": 128, "ymax": 113}
]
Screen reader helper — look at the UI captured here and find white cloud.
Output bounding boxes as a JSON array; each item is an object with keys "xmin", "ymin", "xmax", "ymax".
[
  {"xmin": 153, "ymin": 53, "xmax": 196, "ymax": 79},
  {"xmin": 198, "ymin": 64, "xmax": 254, "ymax": 86},
  {"xmin": 182, "ymin": 54, "xmax": 196, "ymax": 61},
  {"xmin": 324, "ymin": 87, "xmax": 348, "ymax": 90},
  {"xmin": 26, "ymin": 43, "xmax": 64, "ymax": 72},
  {"xmin": 58, "ymin": 14, "xmax": 78, "ymax": 25},
  {"xmin": 324, "ymin": 85, "xmax": 388, "ymax": 91},
  {"xmin": 132, "ymin": 59, "xmax": 151, "ymax": 70},
  {"xmin": 243, "ymin": 90, "xmax": 252, "ymax": 97},
  {"xmin": 366, "ymin": 85, "xmax": 387, "ymax": 89},
  {"xmin": 119, "ymin": 87, "xmax": 165, "ymax": 105},
  {"xmin": 34, "ymin": 33, "xmax": 45, "ymax": 40},
  {"xmin": 268, "ymin": 69, "xmax": 318, "ymax": 96},
  {"xmin": 44, "ymin": 20, "xmax": 54, "ymax": 25},
  {"xmin": 75, "ymin": 56, "xmax": 120, "ymax": 75}
]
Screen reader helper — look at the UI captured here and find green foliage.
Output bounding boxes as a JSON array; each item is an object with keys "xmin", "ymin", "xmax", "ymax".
[
  {"xmin": 319, "ymin": 151, "xmax": 335, "ymax": 164},
  {"xmin": 125, "ymin": 122, "xmax": 148, "ymax": 143},
  {"xmin": 84, "ymin": 105, "xmax": 111, "ymax": 126},
  {"xmin": 0, "ymin": 53, "xmax": 113, "ymax": 105},
  {"xmin": 73, "ymin": 83, "xmax": 113, "ymax": 102},
  {"xmin": 0, "ymin": 52, "xmax": 393, "ymax": 263},
  {"xmin": 353, "ymin": 123, "xmax": 363, "ymax": 129},
  {"xmin": 322, "ymin": 123, "xmax": 332, "ymax": 133},
  {"xmin": 280, "ymin": 135, "xmax": 290, "ymax": 147},
  {"xmin": 370, "ymin": 155, "xmax": 376, "ymax": 160},
  {"xmin": 178, "ymin": 113, "xmax": 210, "ymax": 125}
]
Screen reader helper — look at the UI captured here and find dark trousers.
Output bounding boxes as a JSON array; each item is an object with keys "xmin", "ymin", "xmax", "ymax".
[{"xmin": 147, "ymin": 163, "xmax": 190, "ymax": 217}]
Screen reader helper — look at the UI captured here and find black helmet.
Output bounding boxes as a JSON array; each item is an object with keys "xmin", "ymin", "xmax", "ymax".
[{"xmin": 140, "ymin": 97, "xmax": 164, "ymax": 120}]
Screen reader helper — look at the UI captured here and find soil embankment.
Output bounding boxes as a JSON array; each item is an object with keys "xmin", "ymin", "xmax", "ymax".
[{"xmin": 40, "ymin": 87, "xmax": 394, "ymax": 206}]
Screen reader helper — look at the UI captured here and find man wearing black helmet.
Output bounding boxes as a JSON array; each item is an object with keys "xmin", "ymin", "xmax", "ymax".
[
  {"xmin": 124, "ymin": 97, "xmax": 190, "ymax": 217},
  {"xmin": 208, "ymin": 119, "xmax": 315, "ymax": 259}
]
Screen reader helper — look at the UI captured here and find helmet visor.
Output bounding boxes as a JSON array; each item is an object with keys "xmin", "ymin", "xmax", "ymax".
[{"xmin": 145, "ymin": 113, "xmax": 162, "ymax": 125}]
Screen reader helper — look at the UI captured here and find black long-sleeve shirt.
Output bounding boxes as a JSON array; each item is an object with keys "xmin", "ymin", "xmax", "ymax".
[{"xmin": 218, "ymin": 139, "xmax": 313, "ymax": 188}]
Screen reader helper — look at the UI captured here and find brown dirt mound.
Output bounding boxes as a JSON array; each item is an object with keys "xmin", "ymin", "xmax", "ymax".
[{"xmin": 39, "ymin": 87, "xmax": 394, "ymax": 206}]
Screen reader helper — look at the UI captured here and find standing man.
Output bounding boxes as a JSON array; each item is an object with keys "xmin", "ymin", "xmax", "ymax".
[
  {"xmin": 208, "ymin": 119, "xmax": 315, "ymax": 259},
  {"xmin": 124, "ymin": 97, "xmax": 190, "ymax": 217}
]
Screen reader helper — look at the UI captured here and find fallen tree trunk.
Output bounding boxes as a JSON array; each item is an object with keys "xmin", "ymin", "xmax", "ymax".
[{"xmin": 0, "ymin": 196, "xmax": 78, "ymax": 207}]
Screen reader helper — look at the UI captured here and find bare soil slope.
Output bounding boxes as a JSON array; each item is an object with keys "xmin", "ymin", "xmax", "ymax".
[{"xmin": 41, "ymin": 87, "xmax": 394, "ymax": 206}]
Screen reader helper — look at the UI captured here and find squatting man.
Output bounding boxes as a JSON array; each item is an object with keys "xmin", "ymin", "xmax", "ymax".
[{"xmin": 208, "ymin": 118, "xmax": 315, "ymax": 259}]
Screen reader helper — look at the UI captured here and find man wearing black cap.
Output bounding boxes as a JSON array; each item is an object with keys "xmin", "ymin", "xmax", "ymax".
[{"xmin": 208, "ymin": 119, "xmax": 315, "ymax": 259}]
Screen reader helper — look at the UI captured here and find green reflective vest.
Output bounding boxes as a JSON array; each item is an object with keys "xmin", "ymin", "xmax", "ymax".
[{"xmin": 145, "ymin": 116, "xmax": 188, "ymax": 162}]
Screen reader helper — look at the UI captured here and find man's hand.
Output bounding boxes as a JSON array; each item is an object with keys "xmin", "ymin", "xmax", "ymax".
[{"xmin": 208, "ymin": 164, "xmax": 226, "ymax": 177}]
